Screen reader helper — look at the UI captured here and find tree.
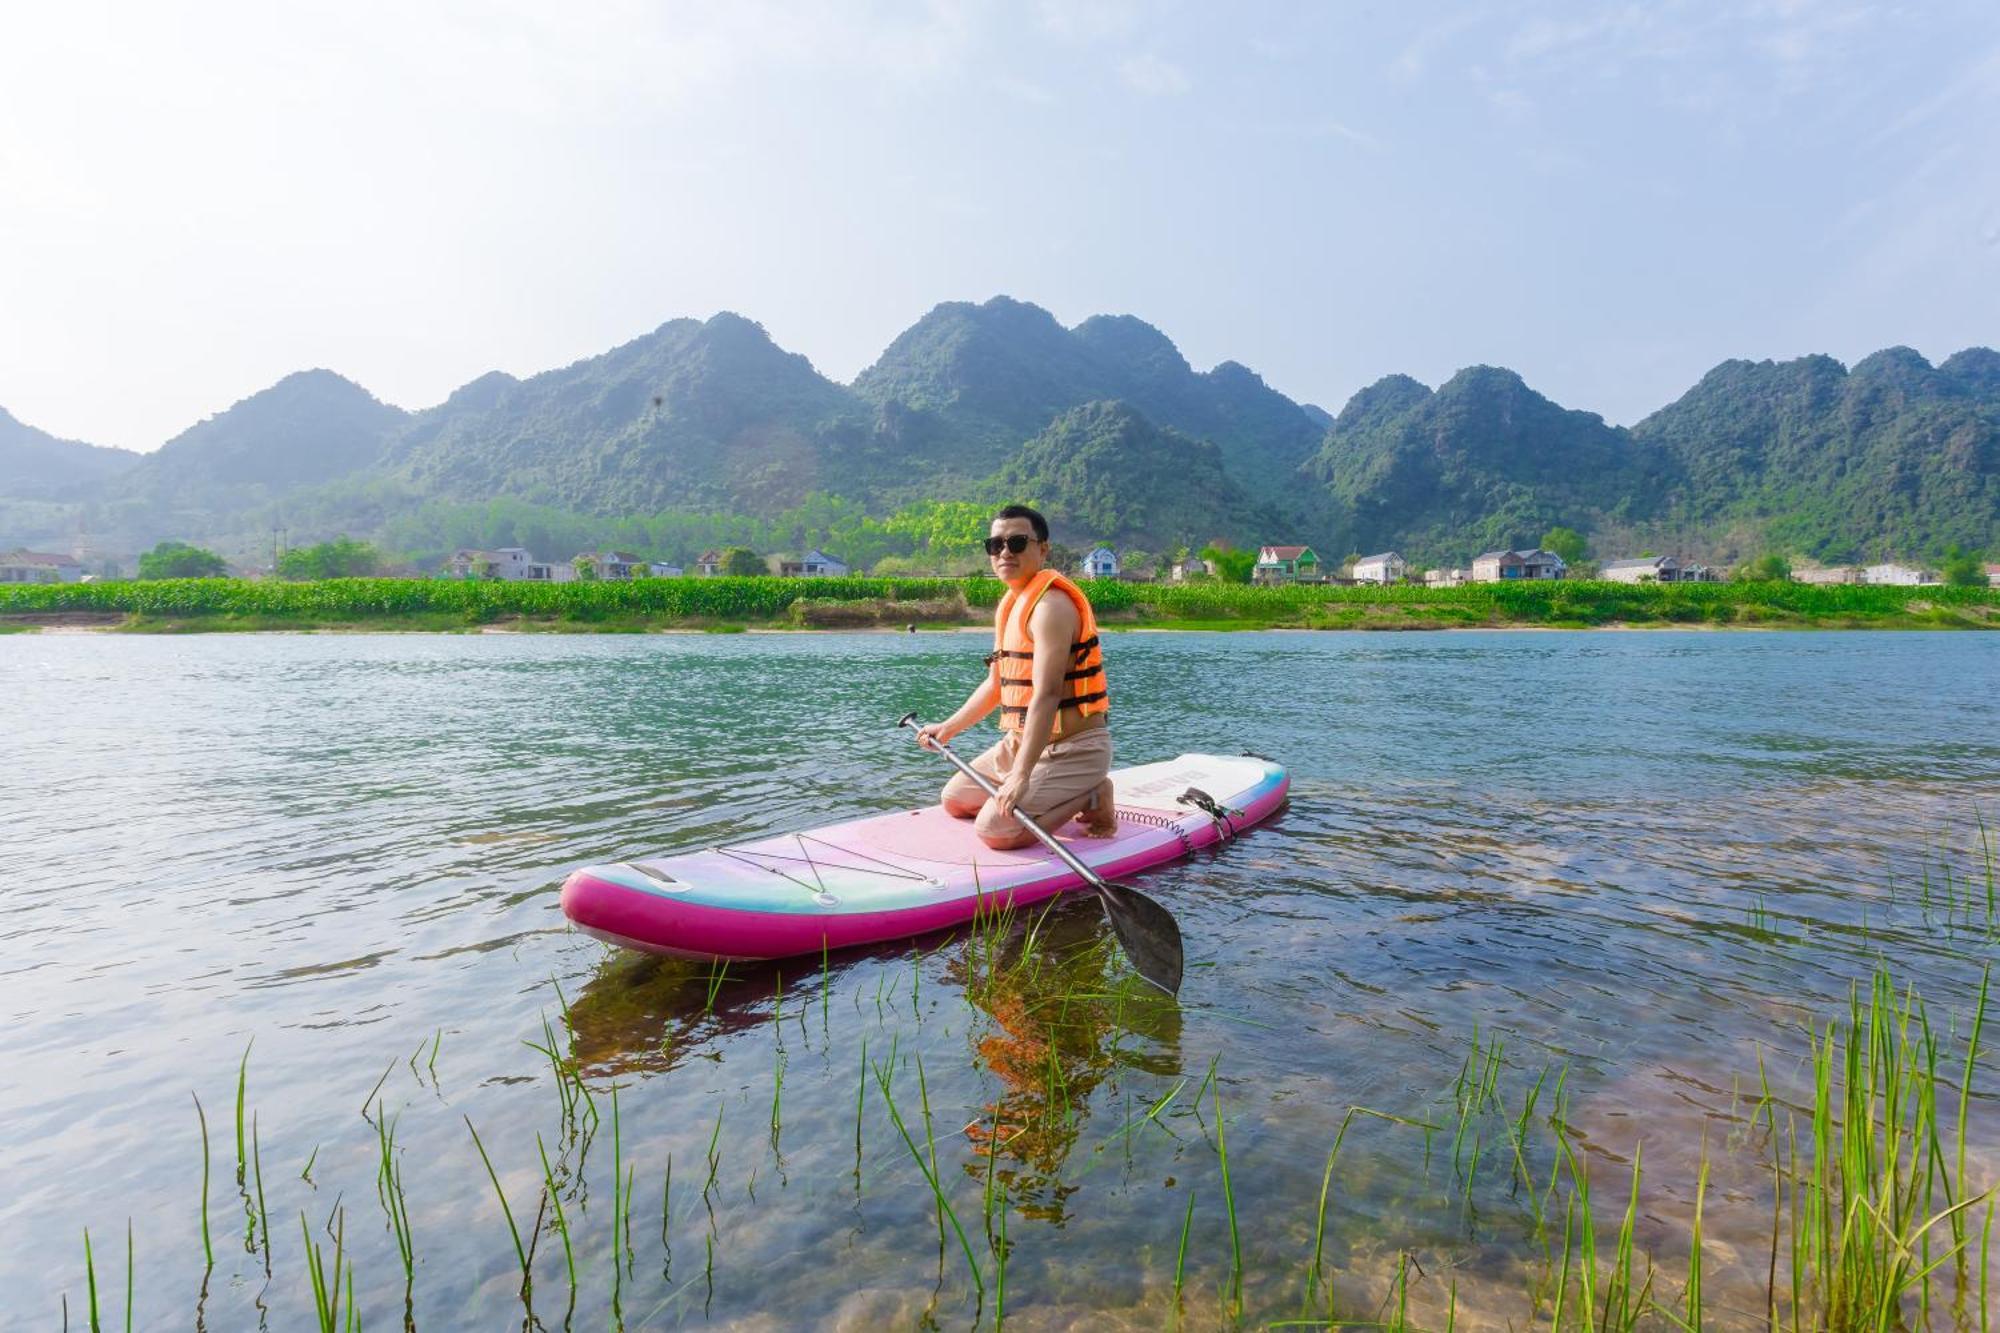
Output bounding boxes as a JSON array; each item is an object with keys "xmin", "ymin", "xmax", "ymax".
[
  {"xmin": 276, "ymin": 536, "xmax": 380, "ymax": 580},
  {"xmin": 880, "ymin": 500, "xmax": 993, "ymax": 557},
  {"xmin": 1540, "ymin": 526, "xmax": 1588, "ymax": 567},
  {"xmin": 1940, "ymin": 546, "xmax": 1989, "ymax": 587},
  {"xmin": 1734, "ymin": 553, "xmax": 1792, "ymax": 582},
  {"xmin": 721, "ymin": 547, "xmax": 764, "ymax": 576},
  {"xmin": 1120, "ymin": 549, "xmax": 1158, "ymax": 579},
  {"xmin": 1199, "ymin": 543, "xmax": 1257, "ymax": 583},
  {"xmin": 137, "ymin": 541, "xmax": 229, "ymax": 579},
  {"xmin": 573, "ymin": 555, "xmax": 599, "ymax": 581}
]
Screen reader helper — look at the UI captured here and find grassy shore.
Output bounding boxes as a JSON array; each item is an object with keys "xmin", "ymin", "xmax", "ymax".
[{"xmin": 0, "ymin": 574, "xmax": 1995, "ymax": 633}]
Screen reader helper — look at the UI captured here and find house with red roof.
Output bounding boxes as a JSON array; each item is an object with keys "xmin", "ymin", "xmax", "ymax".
[{"xmin": 1253, "ymin": 544, "xmax": 1320, "ymax": 584}]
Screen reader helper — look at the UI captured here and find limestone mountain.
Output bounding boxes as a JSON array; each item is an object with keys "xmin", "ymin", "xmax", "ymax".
[
  {"xmin": 853, "ymin": 297, "xmax": 1325, "ymax": 508},
  {"xmin": 94, "ymin": 370, "xmax": 409, "ymax": 545},
  {"xmin": 1307, "ymin": 367, "xmax": 1677, "ymax": 562},
  {"xmin": 385, "ymin": 313, "xmax": 894, "ymax": 514},
  {"xmin": 992, "ymin": 400, "xmax": 1283, "ymax": 549},
  {"xmin": 8, "ymin": 301, "xmax": 1992, "ymax": 568},
  {"xmin": 1627, "ymin": 346, "xmax": 2000, "ymax": 560},
  {"xmin": 0, "ymin": 407, "xmax": 139, "ymax": 499}
]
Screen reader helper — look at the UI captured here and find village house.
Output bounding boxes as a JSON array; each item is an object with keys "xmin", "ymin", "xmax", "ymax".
[
  {"xmin": 1080, "ymin": 546, "xmax": 1119, "ymax": 579},
  {"xmin": 1350, "ymin": 552, "xmax": 1408, "ymax": 585},
  {"xmin": 1424, "ymin": 567, "xmax": 1469, "ymax": 588},
  {"xmin": 1253, "ymin": 544, "xmax": 1321, "ymax": 584},
  {"xmin": 0, "ymin": 550, "xmax": 84, "ymax": 583},
  {"xmin": 1862, "ymin": 562, "xmax": 1940, "ymax": 586},
  {"xmin": 572, "ymin": 550, "xmax": 646, "ymax": 580},
  {"xmin": 448, "ymin": 547, "xmax": 571, "ymax": 581},
  {"xmin": 695, "ymin": 550, "xmax": 725, "ymax": 576},
  {"xmin": 1600, "ymin": 555, "xmax": 1719, "ymax": 584},
  {"xmin": 1985, "ymin": 564, "xmax": 2000, "ymax": 587},
  {"xmin": 1793, "ymin": 565, "xmax": 1860, "ymax": 585},
  {"xmin": 1169, "ymin": 555, "xmax": 1214, "ymax": 582},
  {"xmin": 1471, "ymin": 549, "xmax": 1567, "ymax": 582},
  {"xmin": 778, "ymin": 548, "xmax": 849, "ymax": 577},
  {"xmin": 648, "ymin": 562, "xmax": 684, "ymax": 578}
]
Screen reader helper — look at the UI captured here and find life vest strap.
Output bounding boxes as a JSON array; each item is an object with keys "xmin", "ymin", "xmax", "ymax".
[
  {"xmin": 998, "ymin": 667, "xmax": 1101, "ymax": 687},
  {"xmin": 1000, "ymin": 690, "xmax": 1108, "ymax": 716}
]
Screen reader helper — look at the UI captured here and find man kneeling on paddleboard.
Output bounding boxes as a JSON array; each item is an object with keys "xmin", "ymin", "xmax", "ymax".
[{"xmin": 914, "ymin": 504, "xmax": 1116, "ymax": 850}]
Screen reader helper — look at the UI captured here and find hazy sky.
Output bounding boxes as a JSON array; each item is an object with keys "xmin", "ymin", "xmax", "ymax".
[{"xmin": 3, "ymin": 1, "xmax": 1996, "ymax": 451}]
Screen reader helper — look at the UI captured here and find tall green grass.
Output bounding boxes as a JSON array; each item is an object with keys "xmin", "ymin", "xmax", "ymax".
[
  {"xmin": 3, "ymin": 573, "xmax": 1991, "ymax": 626},
  {"xmin": 56, "ymin": 946, "xmax": 1996, "ymax": 1329}
]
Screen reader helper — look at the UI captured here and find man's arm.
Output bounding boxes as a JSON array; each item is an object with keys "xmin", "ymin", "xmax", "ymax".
[{"xmin": 991, "ymin": 593, "xmax": 1079, "ymax": 814}]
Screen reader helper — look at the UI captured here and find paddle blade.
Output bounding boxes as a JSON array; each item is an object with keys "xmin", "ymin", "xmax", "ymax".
[{"xmin": 1096, "ymin": 880, "xmax": 1184, "ymax": 995}]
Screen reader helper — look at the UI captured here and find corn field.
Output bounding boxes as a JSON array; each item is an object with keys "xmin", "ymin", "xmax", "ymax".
[{"xmin": 0, "ymin": 575, "xmax": 1992, "ymax": 625}]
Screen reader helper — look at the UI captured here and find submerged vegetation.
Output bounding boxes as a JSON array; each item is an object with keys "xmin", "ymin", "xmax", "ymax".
[
  {"xmin": 53, "ymin": 856, "xmax": 1998, "ymax": 1329},
  {"xmin": 3, "ymin": 573, "xmax": 1995, "ymax": 632}
]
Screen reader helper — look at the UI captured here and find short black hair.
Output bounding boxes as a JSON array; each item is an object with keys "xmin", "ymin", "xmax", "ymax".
[{"xmin": 992, "ymin": 504, "xmax": 1049, "ymax": 542}]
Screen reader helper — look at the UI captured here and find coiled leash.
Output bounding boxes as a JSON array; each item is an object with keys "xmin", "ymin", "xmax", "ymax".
[{"xmin": 1177, "ymin": 787, "xmax": 1244, "ymax": 841}]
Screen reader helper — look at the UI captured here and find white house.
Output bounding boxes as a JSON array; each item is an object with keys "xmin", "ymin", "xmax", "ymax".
[
  {"xmin": 1081, "ymin": 546, "xmax": 1120, "ymax": 579},
  {"xmin": 1863, "ymin": 562, "xmax": 1939, "ymax": 586},
  {"xmin": 779, "ymin": 548, "xmax": 848, "ymax": 577},
  {"xmin": 448, "ymin": 547, "xmax": 569, "ymax": 581},
  {"xmin": 1351, "ymin": 552, "xmax": 1407, "ymax": 585},
  {"xmin": 0, "ymin": 550, "xmax": 84, "ymax": 583},
  {"xmin": 1424, "ymin": 567, "xmax": 1469, "ymax": 588},
  {"xmin": 648, "ymin": 562, "xmax": 684, "ymax": 578},
  {"xmin": 573, "ymin": 550, "xmax": 646, "ymax": 580},
  {"xmin": 1170, "ymin": 555, "xmax": 1214, "ymax": 582},
  {"xmin": 1600, "ymin": 555, "xmax": 1718, "ymax": 584},
  {"xmin": 1471, "ymin": 549, "xmax": 1567, "ymax": 582}
]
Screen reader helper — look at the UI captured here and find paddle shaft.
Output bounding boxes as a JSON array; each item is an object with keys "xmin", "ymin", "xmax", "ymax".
[
  {"xmin": 898, "ymin": 715, "xmax": 1113, "ymax": 894},
  {"xmin": 897, "ymin": 711, "xmax": 1185, "ymax": 995}
]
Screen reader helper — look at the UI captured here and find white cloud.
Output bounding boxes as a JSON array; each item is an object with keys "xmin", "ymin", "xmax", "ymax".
[
  {"xmin": 1390, "ymin": 8, "xmax": 1490, "ymax": 81},
  {"xmin": 1036, "ymin": 0, "xmax": 1140, "ymax": 44},
  {"xmin": 1314, "ymin": 120, "xmax": 1385, "ymax": 152},
  {"xmin": 992, "ymin": 74, "xmax": 1059, "ymax": 105},
  {"xmin": 1117, "ymin": 52, "xmax": 1191, "ymax": 96}
]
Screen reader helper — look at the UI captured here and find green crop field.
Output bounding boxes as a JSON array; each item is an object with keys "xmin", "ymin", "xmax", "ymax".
[{"xmin": 0, "ymin": 575, "xmax": 1993, "ymax": 630}]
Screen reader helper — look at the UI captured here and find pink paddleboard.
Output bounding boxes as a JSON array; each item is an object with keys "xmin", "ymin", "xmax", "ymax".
[{"xmin": 560, "ymin": 753, "xmax": 1287, "ymax": 962}]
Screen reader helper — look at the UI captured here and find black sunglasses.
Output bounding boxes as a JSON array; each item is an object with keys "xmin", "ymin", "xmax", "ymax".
[{"xmin": 983, "ymin": 534, "xmax": 1035, "ymax": 556}]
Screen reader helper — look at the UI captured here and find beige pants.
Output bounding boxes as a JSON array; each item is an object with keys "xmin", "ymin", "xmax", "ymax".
[{"xmin": 942, "ymin": 726, "xmax": 1114, "ymax": 841}]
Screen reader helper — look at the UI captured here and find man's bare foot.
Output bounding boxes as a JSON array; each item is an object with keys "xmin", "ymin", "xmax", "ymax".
[{"xmin": 1074, "ymin": 779, "xmax": 1118, "ymax": 837}]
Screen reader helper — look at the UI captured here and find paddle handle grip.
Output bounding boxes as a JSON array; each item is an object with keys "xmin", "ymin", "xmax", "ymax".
[{"xmin": 896, "ymin": 714, "xmax": 1109, "ymax": 893}]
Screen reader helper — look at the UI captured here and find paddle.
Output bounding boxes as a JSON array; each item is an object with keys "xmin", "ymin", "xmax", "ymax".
[{"xmin": 897, "ymin": 713, "xmax": 1184, "ymax": 995}]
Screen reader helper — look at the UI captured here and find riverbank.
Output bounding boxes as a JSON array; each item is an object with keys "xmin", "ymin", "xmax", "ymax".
[{"xmin": 1, "ymin": 574, "xmax": 1994, "ymax": 632}]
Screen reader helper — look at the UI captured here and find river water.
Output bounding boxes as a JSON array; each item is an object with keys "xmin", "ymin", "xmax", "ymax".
[{"xmin": 2, "ymin": 629, "xmax": 1996, "ymax": 1329}]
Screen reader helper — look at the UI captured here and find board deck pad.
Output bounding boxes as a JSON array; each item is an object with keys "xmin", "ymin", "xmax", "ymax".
[{"xmin": 560, "ymin": 753, "xmax": 1287, "ymax": 961}]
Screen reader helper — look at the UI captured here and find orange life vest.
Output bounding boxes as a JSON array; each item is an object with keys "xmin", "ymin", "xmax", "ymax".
[{"xmin": 991, "ymin": 569, "xmax": 1108, "ymax": 737}]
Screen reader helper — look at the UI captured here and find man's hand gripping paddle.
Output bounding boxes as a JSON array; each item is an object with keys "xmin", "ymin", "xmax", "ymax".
[{"xmin": 898, "ymin": 713, "xmax": 1184, "ymax": 995}]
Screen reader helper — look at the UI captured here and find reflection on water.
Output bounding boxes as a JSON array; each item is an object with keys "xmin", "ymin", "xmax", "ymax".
[
  {"xmin": 949, "ymin": 899, "xmax": 1184, "ymax": 1224},
  {"xmin": 0, "ymin": 630, "xmax": 1996, "ymax": 1328}
]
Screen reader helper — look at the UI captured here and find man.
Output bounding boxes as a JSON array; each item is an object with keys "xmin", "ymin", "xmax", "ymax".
[{"xmin": 915, "ymin": 504, "xmax": 1115, "ymax": 849}]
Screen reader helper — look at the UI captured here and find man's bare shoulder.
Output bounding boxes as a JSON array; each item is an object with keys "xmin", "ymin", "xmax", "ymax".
[{"xmin": 1029, "ymin": 590, "xmax": 1079, "ymax": 642}]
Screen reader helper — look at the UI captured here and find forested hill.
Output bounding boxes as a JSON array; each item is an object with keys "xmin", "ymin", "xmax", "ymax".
[
  {"xmin": 0, "ymin": 303, "xmax": 1992, "ymax": 566},
  {"xmin": 0, "ymin": 407, "xmax": 139, "ymax": 499},
  {"xmin": 382, "ymin": 314, "xmax": 878, "ymax": 513},
  {"xmin": 993, "ymin": 401, "xmax": 1284, "ymax": 549},
  {"xmin": 1626, "ymin": 347, "xmax": 2000, "ymax": 560},
  {"xmin": 853, "ymin": 298, "xmax": 1324, "ymax": 510},
  {"xmin": 1310, "ymin": 349, "xmax": 1998, "ymax": 564},
  {"xmin": 1307, "ymin": 367, "xmax": 1671, "ymax": 561}
]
